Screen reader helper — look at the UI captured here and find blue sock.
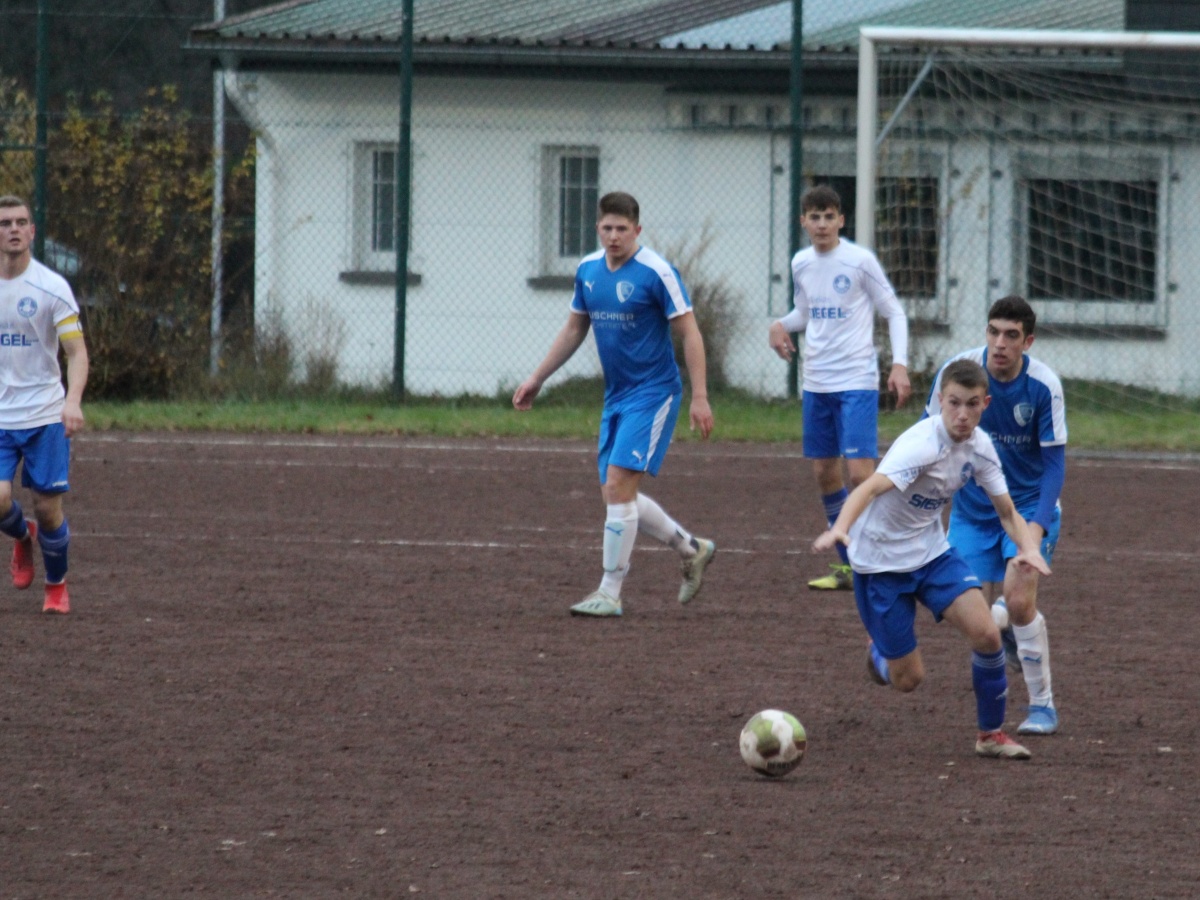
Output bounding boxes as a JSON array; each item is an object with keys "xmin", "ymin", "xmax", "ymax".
[
  {"xmin": 821, "ymin": 489, "xmax": 850, "ymax": 565},
  {"xmin": 0, "ymin": 500, "xmax": 29, "ymax": 540},
  {"xmin": 38, "ymin": 520, "xmax": 70, "ymax": 584},
  {"xmin": 972, "ymin": 648, "xmax": 1008, "ymax": 732}
]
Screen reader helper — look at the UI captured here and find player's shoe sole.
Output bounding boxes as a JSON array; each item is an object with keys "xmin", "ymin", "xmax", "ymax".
[
  {"xmin": 11, "ymin": 521, "xmax": 36, "ymax": 590},
  {"xmin": 43, "ymin": 581, "xmax": 69, "ymax": 615},
  {"xmin": 569, "ymin": 590, "xmax": 622, "ymax": 617},
  {"xmin": 975, "ymin": 730, "xmax": 1031, "ymax": 760},
  {"xmin": 1017, "ymin": 705, "xmax": 1059, "ymax": 735},
  {"xmin": 808, "ymin": 564, "xmax": 852, "ymax": 591},
  {"xmin": 678, "ymin": 538, "xmax": 716, "ymax": 604}
]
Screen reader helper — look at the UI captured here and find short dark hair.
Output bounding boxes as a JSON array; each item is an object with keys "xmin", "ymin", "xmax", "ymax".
[
  {"xmin": 942, "ymin": 358, "xmax": 989, "ymax": 393},
  {"xmin": 598, "ymin": 191, "xmax": 639, "ymax": 223},
  {"xmin": 801, "ymin": 184, "xmax": 842, "ymax": 214},
  {"xmin": 0, "ymin": 194, "xmax": 30, "ymax": 211},
  {"xmin": 988, "ymin": 295, "xmax": 1036, "ymax": 336}
]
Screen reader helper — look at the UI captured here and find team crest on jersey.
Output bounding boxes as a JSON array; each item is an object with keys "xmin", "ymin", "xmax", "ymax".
[
  {"xmin": 833, "ymin": 274, "xmax": 851, "ymax": 294},
  {"xmin": 616, "ymin": 281, "xmax": 635, "ymax": 303},
  {"xmin": 1013, "ymin": 402, "xmax": 1034, "ymax": 427},
  {"xmin": 960, "ymin": 461, "xmax": 975, "ymax": 484},
  {"xmin": 17, "ymin": 297, "xmax": 37, "ymax": 318}
]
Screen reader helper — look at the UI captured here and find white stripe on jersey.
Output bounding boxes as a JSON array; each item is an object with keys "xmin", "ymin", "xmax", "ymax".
[{"xmin": 633, "ymin": 247, "xmax": 690, "ymax": 318}]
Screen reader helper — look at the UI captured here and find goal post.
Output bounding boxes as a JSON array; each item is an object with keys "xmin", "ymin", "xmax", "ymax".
[{"xmin": 855, "ymin": 27, "xmax": 1200, "ymax": 396}]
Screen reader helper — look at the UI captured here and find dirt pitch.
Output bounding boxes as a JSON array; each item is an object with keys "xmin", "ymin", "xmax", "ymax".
[{"xmin": 2, "ymin": 432, "xmax": 1197, "ymax": 898}]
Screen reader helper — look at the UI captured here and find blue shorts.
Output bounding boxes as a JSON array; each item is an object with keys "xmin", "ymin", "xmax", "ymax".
[
  {"xmin": 852, "ymin": 549, "xmax": 982, "ymax": 660},
  {"xmin": 948, "ymin": 505, "xmax": 1061, "ymax": 584},
  {"xmin": 802, "ymin": 389, "xmax": 879, "ymax": 460},
  {"xmin": 597, "ymin": 388, "xmax": 681, "ymax": 483},
  {"xmin": 0, "ymin": 423, "xmax": 72, "ymax": 494}
]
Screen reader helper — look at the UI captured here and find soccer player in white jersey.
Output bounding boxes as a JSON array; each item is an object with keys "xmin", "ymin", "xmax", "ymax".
[
  {"xmin": 925, "ymin": 296, "xmax": 1066, "ymax": 736},
  {"xmin": 768, "ymin": 185, "xmax": 911, "ymax": 591},
  {"xmin": 814, "ymin": 359, "xmax": 1050, "ymax": 759},
  {"xmin": 513, "ymin": 191, "xmax": 715, "ymax": 617},
  {"xmin": 0, "ymin": 195, "xmax": 89, "ymax": 614}
]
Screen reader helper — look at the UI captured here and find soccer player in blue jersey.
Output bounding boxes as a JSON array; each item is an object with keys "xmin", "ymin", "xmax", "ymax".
[
  {"xmin": 925, "ymin": 296, "xmax": 1066, "ymax": 736},
  {"xmin": 513, "ymin": 192, "xmax": 715, "ymax": 617},
  {"xmin": 0, "ymin": 195, "xmax": 89, "ymax": 614},
  {"xmin": 768, "ymin": 185, "xmax": 911, "ymax": 592},
  {"xmin": 814, "ymin": 359, "xmax": 1050, "ymax": 759}
]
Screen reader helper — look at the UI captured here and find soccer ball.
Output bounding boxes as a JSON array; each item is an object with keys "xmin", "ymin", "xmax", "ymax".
[{"xmin": 739, "ymin": 709, "xmax": 807, "ymax": 777}]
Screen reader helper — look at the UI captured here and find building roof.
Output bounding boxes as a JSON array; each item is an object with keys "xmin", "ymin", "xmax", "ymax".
[{"xmin": 188, "ymin": 0, "xmax": 1127, "ymax": 62}]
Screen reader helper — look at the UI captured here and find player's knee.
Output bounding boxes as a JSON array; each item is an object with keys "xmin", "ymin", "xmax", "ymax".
[{"xmin": 889, "ymin": 659, "xmax": 924, "ymax": 693}]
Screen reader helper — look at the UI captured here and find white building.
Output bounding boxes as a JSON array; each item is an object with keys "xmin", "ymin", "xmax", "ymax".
[{"xmin": 190, "ymin": 0, "xmax": 1200, "ymax": 397}]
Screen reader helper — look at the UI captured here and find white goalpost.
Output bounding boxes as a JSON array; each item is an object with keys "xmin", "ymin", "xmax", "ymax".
[{"xmin": 855, "ymin": 27, "xmax": 1200, "ymax": 397}]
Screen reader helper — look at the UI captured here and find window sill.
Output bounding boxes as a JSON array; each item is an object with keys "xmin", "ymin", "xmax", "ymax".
[
  {"xmin": 339, "ymin": 270, "xmax": 422, "ymax": 287},
  {"xmin": 527, "ymin": 275, "xmax": 575, "ymax": 291}
]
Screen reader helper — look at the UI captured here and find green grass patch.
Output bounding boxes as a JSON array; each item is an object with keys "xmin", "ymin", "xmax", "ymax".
[{"xmin": 83, "ymin": 378, "xmax": 1200, "ymax": 452}]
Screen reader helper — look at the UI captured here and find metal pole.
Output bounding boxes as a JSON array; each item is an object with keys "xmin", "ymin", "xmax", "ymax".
[
  {"xmin": 393, "ymin": 0, "xmax": 414, "ymax": 400},
  {"xmin": 787, "ymin": 0, "xmax": 803, "ymax": 398},
  {"xmin": 33, "ymin": 0, "xmax": 48, "ymax": 260},
  {"xmin": 210, "ymin": 0, "xmax": 227, "ymax": 377},
  {"xmin": 855, "ymin": 31, "xmax": 877, "ymax": 252}
]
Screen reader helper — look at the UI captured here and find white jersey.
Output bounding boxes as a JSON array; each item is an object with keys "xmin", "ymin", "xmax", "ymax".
[
  {"xmin": 848, "ymin": 416, "xmax": 1008, "ymax": 574},
  {"xmin": 777, "ymin": 239, "xmax": 908, "ymax": 392},
  {"xmin": 0, "ymin": 258, "xmax": 83, "ymax": 429}
]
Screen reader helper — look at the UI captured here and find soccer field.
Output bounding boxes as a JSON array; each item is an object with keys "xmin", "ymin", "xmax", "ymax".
[{"xmin": 3, "ymin": 433, "xmax": 1197, "ymax": 897}]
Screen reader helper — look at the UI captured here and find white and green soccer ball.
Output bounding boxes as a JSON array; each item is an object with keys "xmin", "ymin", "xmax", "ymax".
[{"xmin": 739, "ymin": 709, "xmax": 807, "ymax": 777}]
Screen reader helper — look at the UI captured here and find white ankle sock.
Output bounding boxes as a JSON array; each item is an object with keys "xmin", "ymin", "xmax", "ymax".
[{"xmin": 635, "ymin": 493, "xmax": 695, "ymax": 557}]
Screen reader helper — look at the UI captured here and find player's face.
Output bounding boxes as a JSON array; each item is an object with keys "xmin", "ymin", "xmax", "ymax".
[
  {"xmin": 800, "ymin": 207, "xmax": 844, "ymax": 252},
  {"xmin": 0, "ymin": 205, "xmax": 34, "ymax": 259},
  {"xmin": 597, "ymin": 214, "xmax": 641, "ymax": 268},
  {"xmin": 985, "ymin": 318, "xmax": 1035, "ymax": 382},
  {"xmin": 938, "ymin": 382, "xmax": 990, "ymax": 442}
]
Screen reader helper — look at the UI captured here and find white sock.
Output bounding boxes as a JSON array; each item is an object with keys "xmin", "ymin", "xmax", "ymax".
[
  {"xmin": 599, "ymin": 501, "xmax": 638, "ymax": 598},
  {"xmin": 1013, "ymin": 612, "xmax": 1053, "ymax": 708},
  {"xmin": 635, "ymin": 493, "xmax": 696, "ymax": 557}
]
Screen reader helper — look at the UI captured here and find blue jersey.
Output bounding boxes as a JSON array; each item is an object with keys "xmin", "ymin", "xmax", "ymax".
[
  {"xmin": 570, "ymin": 246, "xmax": 690, "ymax": 402},
  {"xmin": 925, "ymin": 348, "xmax": 1066, "ymax": 522}
]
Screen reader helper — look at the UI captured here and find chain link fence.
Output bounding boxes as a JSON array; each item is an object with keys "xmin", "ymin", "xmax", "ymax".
[{"xmin": 5, "ymin": 3, "xmax": 1200, "ymax": 404}]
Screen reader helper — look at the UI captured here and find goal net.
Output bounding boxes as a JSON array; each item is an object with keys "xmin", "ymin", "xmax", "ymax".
[{"xmin": 857, "ymin": 27, "xmax": 1200, "ymax": 402}]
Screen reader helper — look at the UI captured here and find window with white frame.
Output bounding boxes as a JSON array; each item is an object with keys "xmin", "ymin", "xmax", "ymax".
[
  {"xmin": 540, "ymin": 146, "xmax": 599, "ymax": 275},
  {"xmin": 353, "ymin": 143, "xmax": 411, "ymax": 271},
  {"xmin": 1013, "ymin": 152, "xmax": 1167, "ymax": 329}
]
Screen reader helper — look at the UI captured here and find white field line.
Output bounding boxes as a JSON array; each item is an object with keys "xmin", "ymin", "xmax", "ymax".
[{"xmin": 71, "ymin": 528, "xmax": 1197, "ymax": 563}]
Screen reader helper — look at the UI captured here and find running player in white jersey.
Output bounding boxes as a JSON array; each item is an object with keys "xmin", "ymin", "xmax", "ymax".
[
  {"xmin": 513, "ymin": 192, "xmax": 715, "ymax": 617},
  {"xmin": 768, "ymin": 185, "xmax": 911, "ymax": 591},
  {"xmin": 814, "ymin": 359, "xmax": 1050, "ymax": 759},
  {"xmin": 926, "ymin": 296, "xmax": 1066, "ymax": 736},
  {"xmin": 0, "ymin": 195, "xmax": 89, "ymax": 614}
]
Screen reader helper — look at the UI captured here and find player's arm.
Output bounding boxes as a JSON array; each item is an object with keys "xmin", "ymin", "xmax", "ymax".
[
  {"xmin": 813, "ymin": 472, "xmax": 895, "ymax": 552},
  {"xmin": 60, "ymin": 332, "xmax": 88, "ymax": 437},
  {"xmin": 512, "ymin": 312, "xmax": 590, "ymax": 411},
  {"xmin": 670, "ymin": 311, "xmax": 713, "ymax": 439},
  {"xmin": 1027, "ymin": 444, "xmax": 1066, "ymax": 538},
  {"xmin": 863, "ymin": 258, "xmax": 911, "ymax": 407},
  {"xmin": 768, "ymin": 265, "xmax": 809, "ymax": 360},
  {"xmin": 989, "ymin": 491, "xmax": 1051, "ymax": 576}
]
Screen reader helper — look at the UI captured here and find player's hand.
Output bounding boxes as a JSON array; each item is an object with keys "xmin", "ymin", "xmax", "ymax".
[
  {"xmin": 62, "ymin": 401, "xmax": 85, "ymax": 437},
  {"xmin": 768, "ymin": 323, "xmax": 796, "ymax": 361},
  {"xmin": 689, "ymin": 396, "xmax": 713, "ymax": 439},
  {"xmin": 888, "ymin": 364, "xmax": 912, "ymax": 408},
  {"xmin": 512, "ymin": 377, "xmax": 542, "ymax": 411},
  {"xmin": 812, "ymin": 528, "xmax": 849, "ymax": 553},
  {"xmin": 1013, "ymin": 549, "xmax": 1051, "ymax": 577}
]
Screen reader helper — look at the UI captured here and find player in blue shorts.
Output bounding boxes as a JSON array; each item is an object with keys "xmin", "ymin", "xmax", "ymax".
[
  {"xmin": 926, "ymin": 296, "xmax": 1066, "ymax": 736},
  {"xmin": 0, "ymin": 195, "xmax": 89, "ymax": 614},
  {"xmin": 513, "ymin": 191, "xmax": 715, "ymax": 617},
  {"xmin": 768, "ymin": 185, "xmax": 910, "ymax": 591},
  {"xmin": 813, "ymin": 359, "xmax": 1050, "ymax": 759}
]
